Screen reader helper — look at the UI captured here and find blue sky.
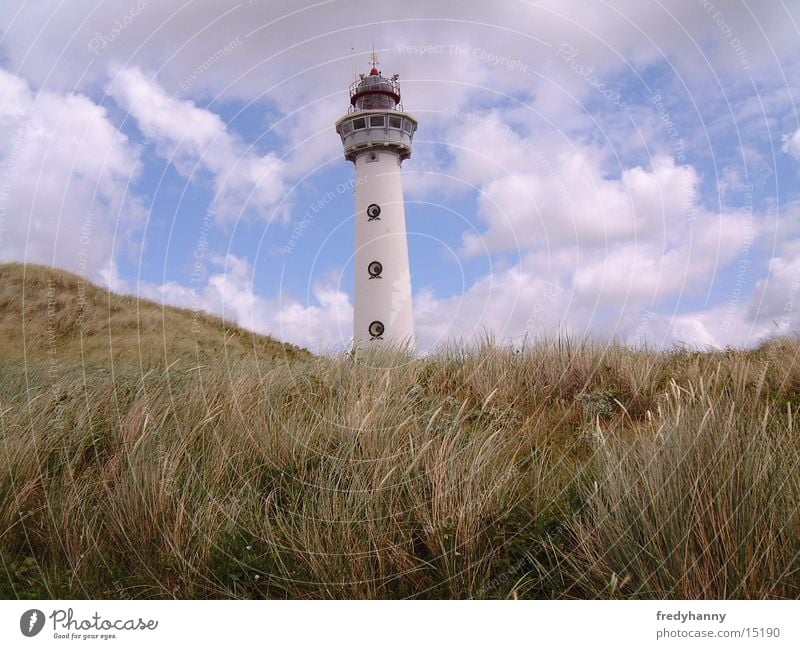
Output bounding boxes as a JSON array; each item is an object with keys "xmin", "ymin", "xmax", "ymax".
[{"xmin": 1, "ymin": 0, "xmax": 799, "ymax": 352}]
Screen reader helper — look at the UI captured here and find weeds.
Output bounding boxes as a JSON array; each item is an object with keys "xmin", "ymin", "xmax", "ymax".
[{"xmin": 0, "ymin": 264, "xmax": 798, "ymax": 598}]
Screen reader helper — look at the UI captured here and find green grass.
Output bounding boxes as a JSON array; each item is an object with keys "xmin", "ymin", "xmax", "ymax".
[{"xmin": 0, "ymin": 264, "xmax": 799, "ymax": 598}]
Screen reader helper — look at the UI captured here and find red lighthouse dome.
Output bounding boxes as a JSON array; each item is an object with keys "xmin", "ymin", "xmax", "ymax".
[
  {"xmin": 349, "ymin": 50, "xmax": 402, "ymax": 111},
  {"xmin": 350, "ymin": 70, "xmax": 401, "ymax": 111}
]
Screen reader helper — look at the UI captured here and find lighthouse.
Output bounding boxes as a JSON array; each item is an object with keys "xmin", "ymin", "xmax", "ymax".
[{"xmin": 335, "ymin": 52, "xmax": 417, "ymax": 350}]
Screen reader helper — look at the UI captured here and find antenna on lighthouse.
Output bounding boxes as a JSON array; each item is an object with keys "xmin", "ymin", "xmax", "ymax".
[{"xmin": 370, "ymin": 45, "xmax": 379, "ymax": 74}]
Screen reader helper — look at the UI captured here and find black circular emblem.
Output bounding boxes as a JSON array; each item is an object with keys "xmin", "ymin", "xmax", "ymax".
[
  {"xmin": 20, "ymin": 609, "xmax": 45, "ymax": 637},
  {"xmin": 368, "ymin": 261, "xmax": 383, "ymax": 278},
  {"xmin": 366, "ymin": 203, "xmax": 381, "ymax": 220},
  {"xmin": 368, "ymin": 320, "xmax": 385, "ymax": 338}
]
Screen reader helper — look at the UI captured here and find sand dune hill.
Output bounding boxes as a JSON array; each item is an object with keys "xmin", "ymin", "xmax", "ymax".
[{"xmin": 0, "ymin": 262, "xmax": 309, "ymax": 366}]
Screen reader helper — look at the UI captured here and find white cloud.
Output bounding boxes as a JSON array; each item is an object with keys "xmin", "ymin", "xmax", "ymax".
[
  {"xmin": 0, "ymin": 67, "xmax": 142, "ymax": 277},
  {"xmin": 572, "ymin": 210, "xmax": 754, "ymax": 305},
  {"xmin": 411, "ymin": 250, "xmax": 770, "ymax": 353},
  {"xmin": 106, "ymin": 67, "xmax": 286, "ymax": 221},
  {"xmin": 3, "ymin": 0, "xmax": 795, "ymax": 114},
  {"xmin": 748, "ymin": 253, "xmax": 800, "ymax": 334},
  {"xmin": 782, "ymin": 129, "xmax": 800, "ymax": 160},
  {"xmin": 440, "ymin": 107, "xmax": 705, "ymax": 255},
  {"xmin": 138, "ymin": 254, "xmax": 352, "ymax": 351},
  {"xmin": 414, "ymin": 263, "xmax": 577, "ymax": 351},
  {"xmin": 642, "ymin": 313, "xmax": 723, "ymax": 350}
]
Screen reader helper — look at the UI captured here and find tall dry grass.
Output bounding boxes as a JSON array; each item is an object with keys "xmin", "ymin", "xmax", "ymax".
[
  {"xmin": 558, "ymin": 358, "xmax": 800, "ymax": 598},
  {"xmin": 1, "ymin": 336, "xmax": 799, "ymax": 599}
]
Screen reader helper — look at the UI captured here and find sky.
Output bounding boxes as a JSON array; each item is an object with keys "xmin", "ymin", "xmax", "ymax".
[{"xmin": 0, "ymin": 0, "xmax": 798, "ymax": 353}]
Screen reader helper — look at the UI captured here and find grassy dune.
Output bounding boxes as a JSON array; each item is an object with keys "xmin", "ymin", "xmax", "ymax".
[
  {"xmin": 1, "ymin": 264, "xmax": 799, "ymax": 598},
  {"xmin": 0, "ymin": 262, "xmax": 308, "ymax": 365}
]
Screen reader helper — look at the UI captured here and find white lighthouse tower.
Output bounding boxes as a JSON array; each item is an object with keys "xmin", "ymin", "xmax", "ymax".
[{"xmin": 335, "ymin": 52, "xmax": 417, "ymax": 350}]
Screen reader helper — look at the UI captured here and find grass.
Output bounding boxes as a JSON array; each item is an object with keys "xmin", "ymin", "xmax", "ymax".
[
  {"xmin": 0, "ymin": 263, "xmax": 799, "ymax": 598},
  {"xmin": 0, "ymin": 262, "xmax": 309, "ymax": 366}
]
